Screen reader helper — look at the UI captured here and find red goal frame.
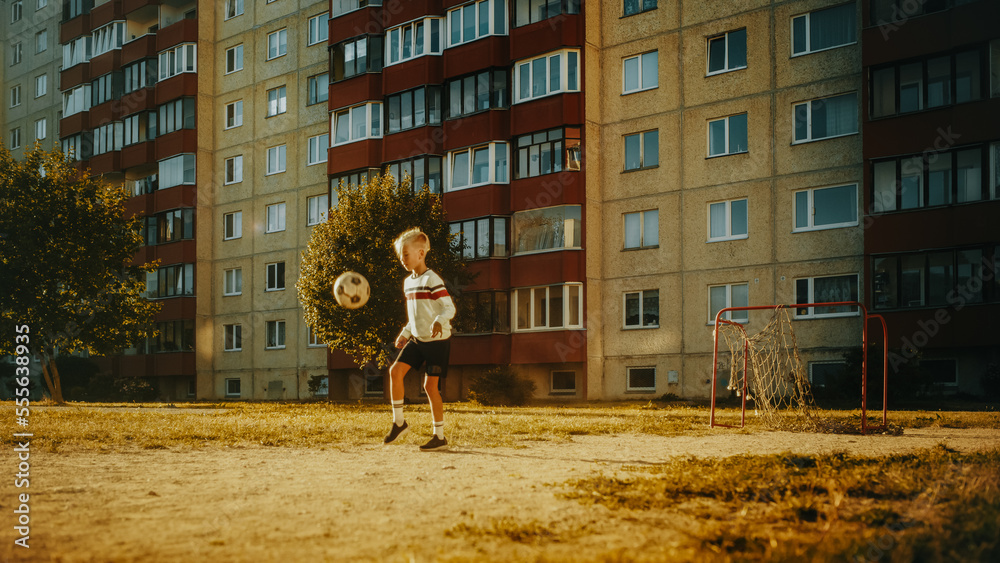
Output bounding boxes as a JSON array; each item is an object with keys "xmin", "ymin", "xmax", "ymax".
[{"xmin": 709, "ymin": 301, "xmax": 889, "ymax": 435}]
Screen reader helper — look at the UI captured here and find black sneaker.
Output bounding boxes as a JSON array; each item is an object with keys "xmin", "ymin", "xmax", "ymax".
[
  {"xmin": 419, "ymin": 436, "xmax": 449, "ymax": 451},
  {"xmin": 383, "ymin": 421, "xmax": 409, "ymax": 444}
]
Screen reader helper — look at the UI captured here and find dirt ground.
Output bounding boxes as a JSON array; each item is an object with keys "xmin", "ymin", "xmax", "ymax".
[{"xmin": 3, "ymin": 426, "xmax": 999, "ymax": 563}]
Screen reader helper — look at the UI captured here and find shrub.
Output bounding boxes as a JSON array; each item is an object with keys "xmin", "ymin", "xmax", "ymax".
[
  {"xmin": 468, "ymin": 365, "xmax": 536, "ymax": 407},
  {"xmin": 116, "ymin": 377, "xmax": 159, "ymax": 402}
]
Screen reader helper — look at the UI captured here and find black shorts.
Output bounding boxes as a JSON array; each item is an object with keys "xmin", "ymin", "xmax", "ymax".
[{"xmin": 397, "ymin": 338, "xmax": 451, "ymax": 379}]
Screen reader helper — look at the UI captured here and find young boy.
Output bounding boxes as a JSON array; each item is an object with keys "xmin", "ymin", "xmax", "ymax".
[{"xmin": 383, "ymin": 228, "xmax": 455, "ymax": 451}]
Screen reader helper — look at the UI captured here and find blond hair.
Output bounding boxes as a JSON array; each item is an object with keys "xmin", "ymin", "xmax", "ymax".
[{"xmin": 394, "ymin": 227, "xmax": 430, "ymax": 257}]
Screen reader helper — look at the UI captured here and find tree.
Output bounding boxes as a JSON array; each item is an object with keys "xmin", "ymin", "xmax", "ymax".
[
  {"xmin": 0, "ymin": 144, "xmax": 160, "ymax": 403},
  {"xmin": 297, "ymin": 171, "xmax": 469, "ymax": 369}
]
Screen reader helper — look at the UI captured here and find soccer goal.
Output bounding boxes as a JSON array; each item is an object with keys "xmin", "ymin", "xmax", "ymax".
[{"xmin": 709, "ymin": 301, "xmax": 889, "ymax": 434}]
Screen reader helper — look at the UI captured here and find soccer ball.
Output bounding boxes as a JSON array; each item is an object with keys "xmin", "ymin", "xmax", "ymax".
[{"xmin": 334, "ymin": 271, "xmax": 370, "ymax": 309}]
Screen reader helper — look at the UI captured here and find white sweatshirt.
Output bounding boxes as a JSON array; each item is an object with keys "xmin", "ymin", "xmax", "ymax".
[{"xmin": 399, "ymin": 268, "xmax": 456, "ymax": 342}]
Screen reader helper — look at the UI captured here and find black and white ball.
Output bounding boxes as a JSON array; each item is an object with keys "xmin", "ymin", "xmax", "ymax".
[{"xmin": 333, "ymin": 271, "xmax": 370, "ymax": 309}]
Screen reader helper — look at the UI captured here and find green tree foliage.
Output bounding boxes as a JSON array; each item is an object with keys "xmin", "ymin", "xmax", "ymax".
[
  {"xmin": 0, "ymin": 144, "xmax": 160, "ymax": 403},
  {"xmin": 297, "ymin": 171, "xmax": 468, "ymax": 369}
]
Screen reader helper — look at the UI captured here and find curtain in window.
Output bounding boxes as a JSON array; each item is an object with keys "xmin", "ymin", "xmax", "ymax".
[{"xmin": 810, "ymin": 4, "xmax": 855, "ymax": 52}]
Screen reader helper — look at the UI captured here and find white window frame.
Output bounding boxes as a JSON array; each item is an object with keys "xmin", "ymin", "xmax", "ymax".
[
  {"xmin": 331, "ymin": 102, "xmax": 383, "ymax": 146},
  {"xmin": 158, "ymin": 43, "xmax": 197, "ymax": 81},
  {"xmin": 445, "ymin": 142, "xmax": 509, "ymax": 191},
  {"xmin": 34, "ymin": 74, "xmax": 46, "ymax": 98},
  {"xmin": 808, "ymin": 360, "xmax": 846, "ymax": 389},
  {"xmin": 224, "ymin": 324, "xmax": 242, "ymax": 351},
  {"xmin": 37, "ymin": 0, "xmax": 46, "ymax": 10},
  {"xmin": 622, "ymin": 51, "xmax": 658, "ymax": 94},
  {"xmin": 266, "ymin": 85, "xmax": 287, "ymax": 117},
  {"xmin": 265, "ymin": 203, "xmax": 286, "ymax": 233},
  {"xmin": 446, "ymin": 0, "xmax": 506, "ymax": 49},
  {"xmin": 308, "ymin": 13, "xmax": 330, "ymax": 46},
  {"xmin": 10, "ymin": 85, "xmax": 21, "ymax": 108},
  {"xmin": 707, "ymin": 29, "xmax": 747, "ymax": 76},
  {"xmin": 307, "ymin": 325, "xmax": 327, "ymax": 348},
  {"xmin": 223, "ymin": 268, "xmax": 243, "ymax": 296},
  {"xmin": 62, "ymin": 36, "xmax": 90, "ymax": 69},
  {"xmin": 265, "ymin": 320, "xmax": 286, "ymax": 350},
  {"xmin": 12, "ymin": 41, "xmax": 22, "ymax": 65},
  {"xmin": 34, "ymin": 118, "xmax": 46, "ymax": 141},
  {"xmin": 225, "ymin": 44, "xmax": 243, "ymax": 74},
  {"xmin": 266, "ymin": 262, "xmax": 285, "ymax": 291},
  {"xmin": 223, "ymin": 211, "xmax": 242, "ymax": 240},
  {"xmin": 794, "ymin": 274, "xmax": 860, "ymax": 319},
  {"xmin": 709, "ymin": 283, "xmax": 749, "ymax": 324},
  {"xmin": 623, "ymin": 209, "xmax": 658, "ymax": 249},
  {"xmin": 623, "ymin": 289, "xmax": 659, "ymax": 329},
  {"xmin": 307, "ymin": 73, "xmax": 329, "ymax": 105},
  {"xmin": 91, "ymin": 21, "xmax": 125, "ymax": 58},
  {"xmin": 225, "ymin": 0, "xmax": 244, "ymax": 20},
  {"xmin": 550, "ymin": 370, "xmax": 576, "ymax": 395},
  {"xmin": 307, "ymin": 194, "xmax": 329, "ymax": 226},
  {"xmin": 514, "ymin": 48, "xmax": 581, "ymax": 104},
  {"xmin": 158, "ymin": 154, "xmax": 196, "ymax": 189},
  {"xmin": 225, "ymin": 378, "xmax": 241, "ymax": 396},
  {"xmin": 793, "ymin": 183, "xmax": 859, "ymax": 232},
  {"xmin": 791, "ymin": 3, "xmax": 857, "ymax": 57},
  {"xmin": 386, "ymin": 17, "xmax": 445, "ymax": 67},
  {"xmin": 707, "ymin": 113, "xmax": 748, "ymax": 157},
  {"xmin": 11, "ymin": 0, "xmax": 22, "ymax": 23},
  {"xmin": 512, "ymin": 205, "xmax": 581, "ymax": 255},
  {"xmin": 626, "ymin": 366, "xmax": 656, "ymax": 393},
  {"xmin": 267, "ymin": 29, "xmax": 288, "ymax": 60},
  {"xmin": 35, "ymin": 29, "xmax": 47, "ymax": 54},
  {"xmin": 307, "ymin": 134, "xmax": 329, "ymax": 166},
  {"xmin": 793, "ymin": 92, "xmax": 858, "ymax": 144},
  {"xmin": 266, "ymin": 145, "xmax": 287, "ymax": 175},
  {"xmin": 512, "ymin": 283, "xmax": 584, "ymax": 332},
  {"xmin": 224, "ymin": 155, "xmax": 243, "ymax": 185},
  {"xmin": 10, "ymin": 127, "xmax": 21, "ymax": 149},
  {"xmin": 225, "ymin": 100, "xmax": 243, "ymax": 129},
  {"xmin": 992, "ymin": 142, "xmax": 1000, "ymax": 200},
  {"xmin": 623, "ymin": 130, "xmax": 658, "ymax": 171},
  {"xmin": 92, "ymin": 122, "xmax": 123, "ymax": 156},
  {"xmin": 707, "ymin": 198, "xmax": 748, "ymax": 242}
]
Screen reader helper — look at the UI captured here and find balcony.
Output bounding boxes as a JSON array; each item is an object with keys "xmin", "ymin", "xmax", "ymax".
[
  {"xmin": 155, "ymin": 73, "xmax": 197, "ymax": 104},
  {"xmin": 59, "ymin": 113, "xmax": 90, "ymax": 137},
  {"xmin": 329, "ymin": 72, "xmax": 382, "ymax": 112},
  {"xmin": 442, "ymin": 36, "xmax": 510, "ymax": 80},
  {"xmin": 383, "ymin": 55, "xmax": 445, "ymax": 95},
  {"xmin": 442, "ymin": 183, "xmax": 511, "ymax": 219},
  {"xmin": 60, "ymin": 62, "xmax": 91, "ymax": 91},
  {"xmin": 510, "ymin": 93, "xmax": 583, "ymax": 136},
  {"xmin": 89, "ymin": 0, "xmax": 124, "ymax": 29},
  {"xmin": 122, "ymin": 33, "xmax": 156, "ymax": 64},
  {"xmin": 88, "ymin": 50, "xmax": 122, "ymax": 82},
  {"xmin": 510, "ymin": 250, "xmax": 584, "ymax": 288},
  {"xmin": 155, "ymin": 16, "xmax": 197, "ymax": 52},
  {"xmin": 59, "ymin": 14, "xmax": 91, "ymax": 44},
  {"xmin": 510, "ymin": 171, "xmax": 584, "ymax": 212},
  {"xmin": 441, "ymin": 110, "xmax": 510, "ymax": 152},
  {"xmin": 89, "ymin": 151, "xmax": 123, "ymax": 176},
  {"xmin": 154, "ymin": 129, "xmax": 197, "ymax": 161},
  {"xmin": 330, "ymin": 7, "xmax": 383, "ymax": 40},
  {"xmin": 123, "ymin": 0, "xmax": 160, "ymax": 15},
  {"xmin": 509, "ymin": 13, "xmax": 584, "ymax": 62},
  {"xmin": 450, "ymin": 334, "xmax": 511, "ymax": 366},
  {"xmin": 121, "ymin": 140, "xmax": 156, "ymax": 170},
  {"xmin": 510, "ymin": 330, "xmax": 586, "ymax": 364},
  {"xmin": 328, "ymin": 139, "xmax": 383, "ymax": 175}
]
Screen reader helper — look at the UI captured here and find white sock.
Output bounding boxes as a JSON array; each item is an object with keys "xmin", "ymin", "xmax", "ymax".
[
  {"xmin": 433, "ymin": 420, "xmax": 444, "ymax": 439},
  {"xmin": 392, "ymin": 400, "xmax": 404, "ymax": 425}
]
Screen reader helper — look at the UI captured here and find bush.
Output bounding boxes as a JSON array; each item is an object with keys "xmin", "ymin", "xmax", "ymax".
[
  {"xmin": 83, "ymin": 374, "xmax": 159, "ymax": 402},
  {"xmin": 468, "ymin": 365, "xmax": 536, "ymax": 407}
]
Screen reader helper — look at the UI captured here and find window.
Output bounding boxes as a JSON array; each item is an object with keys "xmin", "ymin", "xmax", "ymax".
[
  {"xmin": 387, "ymin": 86, "xmax": 442, "ymax": 134},
  {"xmin": 708, "ymin": 198, "xmax": 748, "ymax": 242},
  {"xmin": 143, "ymin": 208, "xmax": 194, "ymax": 246},
  {"xmin": 330, "ymin": 169, "xmax": 379, "ymax": 199},
  {"xmin": 792, "ymin": 3, "xmax": 856, "ymax": 56},
  {"xmin": 809, "ymin": 361, "xmax": 845, "ymax": 389},
  {"xmin": 708, "ymin": 113, "xmax": 748, "ymax": 157},
  {"xmin": 225, "ymin": 378, "xmax": 241, "ymax": 397},
  {"xmin": 123, "ymin": 60, "xmax": 154, "ymax": 93},
  {"xmin": 551, "ymin": 371, "xmax": 576, "ymax": 394},
  {"xmin": 224, "ymin": 325, "xmax": 242, "ymax": 351},
  {"xmin": 514, "ymin": 49, "xmax": 581, "ymax": 103},
  {"xmin": 307, "ymin": 194, "xmax": 329, "ymax": 226},
  {"xmin": 34, "ymin": 74, "xmax": 46, "ymax": 98},
  {"xmin": 158, "ymin": 154, "xmax": 196, "ymax": 189},
  {"xmin": 445, "ymin": 69, "xmax": 508, "ymax": 119},
  {"xmin": 158, "ymin": 44, "xmax": 197, "ymax": 81},
  {"xmin": 65, "ymin": 0, "xmax": 86, "ymax": 19},
  {"xmin": 450, "ymin": 216, "xmax": 508, "ymax": 259},
  {"xmin": 795, "ymin": 274, "xmax": 859, "ymax": 317},
  {"xmin": 158, "ymin": 98, "xmax": 195, "ymax": 135},
  {"xmin": 92, "ymin": 21, "xmax": 124, "ymax": 57},
  {"xmin": 308, "ymin": 73, "xmax": 329, "ymax": 105},
  {"xmin": 386, "ymin": 17, "xmax": 444, "ymax": 65},
  {"xmin": 331, "ymin": 102, "xmax": 382, "ymax": 145},
  {"xmin": 225, "ymin": 155, "xmax": 243, "ymax": 184},
  {"xmin": 623, "ymin": 51, "xmax": 658, "ymax": 93},
  {"xmin": 129, "ymin": 173, "xmax": 158, "ymax": 196},
  {"xmin": 307, "ymin": 135, "xmax": 329, "ymax": 166},
  {"xmin": 37, "ymin": 0, "xmax": 46, "ymax": 10},
  {"xmin": 454, "ymin": 291, "xmax": 510, "ymax": 333},
  {"xmin": 62, "ymin": 36, "xmax": 90, "ymax": 68},
  {"xmin": 709, "ymin": 283, "xmax": 749, "ymax": 323},
  {"xmin": 793, "ymin": 92, "xmax": 858, "ymax": 143},
  {"xmin": 624, "ymin": 130, "xmax": 658, "ymax": 171},
  {"xmin": 223, "ymin": 211, "xmax": 242, "ymax": 240},
  {"xmin": 146, "ymin": 320, "xmax": 195, "ymax": 353},
  {"xmin": 446, "ymin": 142, "xmax": 509, "ymax": 190},
  {"xmin": 794, "ymin": 184, "xmax": 858, "ymax": 231},
  {"xmin": 10, "ymin": 85, "xmax": 21, "ymax": 108},
  {"xmin": 91, "ymin": 72, "xmax": 121, "ymax": 107},
  {"xmin": 10, "ymin": 127, "xmax": 20, "ymax": 149},
  {"xmin": 266, "ymin": 262, "xmax": 285, "ymax": 291},
  {"xmin": 871, "ymin": 49, "xmax": 983, "ymax": 118},
  {"xmin": 266, "ymin": 203, "xmax": 286, "ymax": 233},
  {"xmin": 35, "ymin": 30, "xmax": 47, "ymax": 53},
  {"xmin": 331, "ymin": 35, "xmax": 384, "ymax": 82},
  {"xmin": 11, "ymin": 42, "xmax": 22, "ymax": 65},
  {"xmin": 266, "ymin": 145, "xmax": 287, "ymax": 175},
  {"xmin": 307, "ymin": 326, "xmax": 327, "ymax": 347},
  {"xmin": 624, "ymin": 209, "xmax": 658, "ymax": 249},
  {"xmin": 514, "ymin": 127, "xmax": 581, "ymax": 179},
  {"xmin": 873, "ymin": 146, "xmax": 990, "ymax": 212},
  {"xmin": 225, "ymin": 45, "xmax": 243, "ymax": 74},
  {"xmin": 623, "ymin": 0, "xmax": 656, "ymax": 17},
  {"xmin": 993, "ymin": 142, "xmax": 1000, "ymax": 200},
  {"xmin": 266, "ymin": 321, "xmax": 286, "ymax": 349},
  {"xmin": 34, "ymin": 119, "xmax": 46, "ymax": 141},
  {"xmin": 332, "ymin": 0, "xmax": 382, "ymax": 18},
  {"xmin": 225, "ymin": 101, "xmax": 243, "ymax": 129},
  {"xmin": 11, "ymin": 0, "xmax": 21, "ymax": 22},
  {"xmin": 225, "ymin": 0, "xmax": 243, "ymax": 19},
  {"xmin": 624, "ymin": 289, "xmax": 659, "ymax": 329},
  {"xmin": 308, "ymin": 13, "xmax": 330, "ymax": 45},
  {"xmin": 873, "ymin": 247, "xmax": 994, "ymax": 310},
  {"xmin": 707, "ymin": 29, "xmax": 747, "ymax": 74},
  {"xmin": 266, "ymin": 86, "xmax": 287, "ymax": 117},
  {"xmin": 626, "ymin": 367, "xmax": 656, "ymax": 392},
  {"xmin": 92, "ymin": 122, "xmax": 123, "ymax": 156},
  {"xmin": 384, "ymin": 156, "xmax": 443, "ymax": 193},
  {"xmin": 512, "ymin": 205, "xmax": 581, "ymax": 254},
  {"xmin": 61, "ymin": 134, "xmax": 93, "ymax": 161},
  {"xmin": 145, "ymin": 263, "xmax": 195, "ymax": 298},
  {"xmin": 922, "ymin": 359, "xmax": 958, "ymax": 387},
  {"xmin": 992, "ymin": 40, "xmax": 1000, "ymax": 99},
  {"xmin": 447, "ymin": 0, "xmax": 505, "ymax": 48},
  {"xmin": 224, "ymin": 268, "xmax": 242, "ymax": 296},
  {"xmin": 513, "ymin": 284, "xmax": 583, "ymax": 331},
  {"xmin": 267, "ymin": 29, "xmax": 288, "ymax": 60},
  {"xmin": 514, "ymin": 0, "xmax": 579, "ymax": 27}
]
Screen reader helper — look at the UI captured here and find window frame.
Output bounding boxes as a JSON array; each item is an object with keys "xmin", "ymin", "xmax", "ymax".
[
  {"xmin": 223, "ymin": 268, "xmax": 243, "ymax": 297},
  {"xmin": 307, "ymin": 134, "xmax": 329, "ymax": 166},
  {"xmin": 623, "ymin": 289, "xmax": 659, "ymax": 329},
  {"xmin": 265, "ymin": 202, "xmax": 286, "ymax": 233},
  {"xmin": 514, "ymin": 0, "xmax": 580, "ymax": 27},
  {"xmin": 512, "ymin": 205, "xmax": 582, "ymax": 255},
  {"xmin": 265, "ymin": 320, "xmax": 286, "ymax": 349},
  {"xmin": 266, "ymin": 144, "xmax": 287, "ymax": 175},
  {"xmin": 225, "ymin": 100, "xmax": 243, "ymax": 129},
  {"xmin": 626, "ymin": 366, "xmax": 656, "ymax": 393},
  {"xmin": 307, "ymin": 194, "xmax": 329, "ymax": 226},
  {"xmin": 707, "ymin": 198, "xmax": 749, "ymax": 242},
  {"xmin": 224, "ymin": 324, "xmax": 242, "ymax": 351},
  {"xmin": 791, "ymin": 3, "xmax": 857, "ymax": 58},
  {"xmin": 386, "ymin": 17, "xmax": 444, "ymax": 66},
  {"xmin": 265, "ymin": 261, "xmax": 286, "ymax": 292},
  {"xmin": 445, "ymin": 142, "xmax": 509, "ymax": 191},
  {"xmin": 225, "ymin": 44, "xmax": 244, "ymax": 74},
  {"xmin": 308, "ymin": 13, "xmax": 330, "ymax": 46},
  {"xmin": 793, "ymin": 183, "xmax": 859, "ymax": 232},
  {"xmin": 622, "ymin": 50, "xmax": 658, "ymax": 94},
  {"xmin": 707, "ymin": 113, "xmax": 749, "ymax": 157},
  {"xmin": 267, "ymin": 29, "xmax": 288, "ymax": 60},
  {"xmin": 550, "ymin": 370, "xmax": 577, "ymax": 395},
  {"xmin": 450, "ymin": 216, "xmax": 509, "ymax": 260},
  {"xmin": 224, "ymin": 155, "xmax": 243, "ymax": 185},
  {"xmin": 331, "ymin": 102, "xmax": 383, "ymax": 146},
  {"xmin": 331, "ymin": 35, "xmax": 384, "ymax": 82},
  {"xmin": 793, "ymin": 92, "xmax": 859, "ymax": 144},
  {"xmin": 512, "ymin": 283, "xmax": 584, "ymax": 332},
  {"xmin": 446, "ymin": 0, "xmax": 506, "ymax": 49},
  {"xmin": 623, "ymin": 129, "xmax": 659, "ymax": 171},
  {"xmin": 623, "ymin": 209, "xmax": 658, "ymax": 250},
  {"xmin": 514, "ymin": 126, "xmax": 581, "ymax": 180},
  {"xmin": 34, "ymin": 74, "xmax": 46, "ymax": 98},
  {"xmin": 266, "ymin": 85, "xmax": 287, "ymax": 117},
  {"xmin": 622, "ymin": 0, "xmax": 656, "ymax": 18},
  {"xmin": 707, "ymin": 28, "xmax": 748, "ymax": 76},
  {"xmin": 223, "ymin": 211, "xmax": 242, "ymax": 240},
  {"xmin": 307, "ymin": 73, "xmax": 329, "ymax": 105},
  {"xmin": 513, "ymin": 48, "xmax": 581, "ymax": 104},
  {"xmin": 445, "ymin": 68, "xmax": 509, "ymax": 119},
  {"xmin": 708, "ymin": 283, "xmax": 750, "ymax": 324},
  {"xmin": 794, "ymin": 273, "xmax": 860, "ymax": 318},
  {"xmin": 158, "ymin": 43, "xmax": 197, "ymax": 81},
  {"xmin": 225, "ymin": 378, "xmax": 241, "ymax": 397},
  {"xmin": 386, "ymin": 85, "xmax": 442, "ymax": 134},
  {"xmin": 224, "ymin": 0, "xmax": 244, "ymax": 20}
]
